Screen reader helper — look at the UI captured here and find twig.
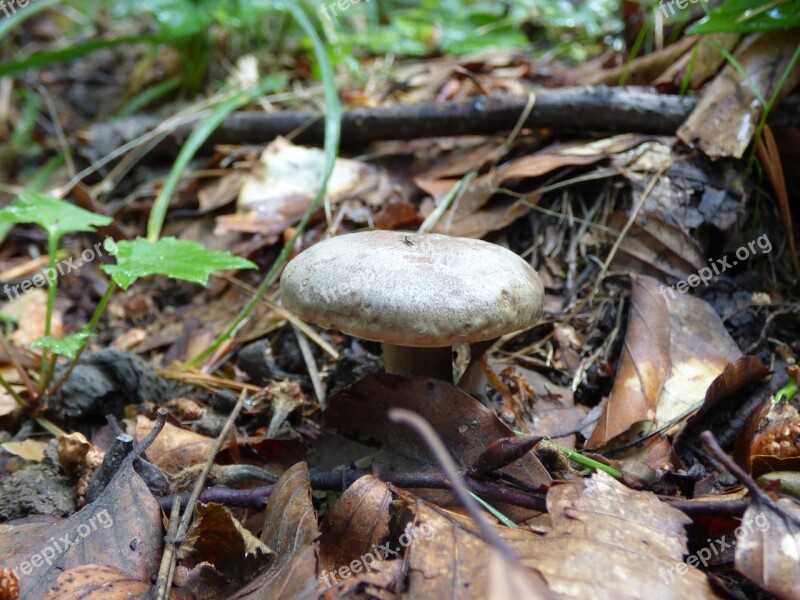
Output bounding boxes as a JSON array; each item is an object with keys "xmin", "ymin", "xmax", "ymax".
[
  {"xmin": 292, "ymin": 324, "xmax": 326, "ymax": 410},
  {"xmin": 699, "ymin": 430, "xmax": 800, "ymax": 527},
  {"xmin": 388, "ymin": 409, "xmax": 524, "ymax": 564},
  {"xmin": 157, "ymin": 468, "xmax": 547, "ymax": 513},
  {"xmin": 151, "ymin": 494, "xmax": 182, "ymax": 600},
  {"xmin": 86, "ymin": 434, "xmax": 134, "ymax": 503},
  {"xmin": 111, "ymin": 88, "xmax": 800, "ymax": 152},
  {"xmin": 151, "ymin": 390, "xmax": 248, "ymax": 600}
]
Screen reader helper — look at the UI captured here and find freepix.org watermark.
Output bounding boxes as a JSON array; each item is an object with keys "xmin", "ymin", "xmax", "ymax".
[
  {"xmin": 321, "ymin": 521, "xmax": 435, "ymax": 588},
  {"xmin": 9, "ymin": 509, "xmax": 114, "ymax": 580},
  {"xmin": 2, "ymin": 239, "xmax": 118, "ymax": 302},
  {"xmin": 0, "ymin": 0, "xmax": 38, "ymax": 18},
  {"xmin": 659, "ymin": 0, "xmax": 708, "ymax": 20},
  {"xmin": 659, "ymin": 234, "xmax": 772, "ymax": 301},
  {"xmin": 660, "ymin": 511, "xmax": 769, "ymax": 584},
  {"xmin": 319, "ymin": 0, "xmax": 370, "ymax": 22}
]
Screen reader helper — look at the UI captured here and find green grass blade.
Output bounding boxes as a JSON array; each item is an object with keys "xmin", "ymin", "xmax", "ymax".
[
  {"xmin": 186, "ymin": 0, "xmax": 342, "ymax": 368},
  {"xmin": 113, "ymin": 76, "xmax": 182, "ymax": 120},
  {"xmin": 145, "ymin": 75, "xmax": 284, "ymax": 242},
  {"xmin": 0, "ymin": 34, "xmax": 164, "ymax": 78}
]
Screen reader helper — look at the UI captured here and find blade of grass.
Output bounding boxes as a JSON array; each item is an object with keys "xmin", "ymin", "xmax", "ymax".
[
  {"xmin": 186, "ymin": 0, "xmax": 341, "ymax": 369},
  {"xmin": 112, "ymin": 76, "xmax": 182, "ymax": 120},
  {"xmin": 0, "ymin": 35, "xmax": 164, "ymax": 78},
  {"xmin": 145, "ymin": 75, "xmax": 284, "ymax": 242}
]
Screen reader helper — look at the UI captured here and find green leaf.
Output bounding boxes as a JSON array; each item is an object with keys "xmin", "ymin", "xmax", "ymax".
[
  {"xmin": 686, "ymin": 0, "xmax": 800, "ymax": 34},
  {"xmin": 32, "ymin": 332, "xmax": 90, "ymax": 360},
  {"xmin": 0, "ymin": 191, "xmax": 112, "ymax": 244},
  {"xmin": 101, "ymin": 238, "xmax": 257, "ymax": 290}
]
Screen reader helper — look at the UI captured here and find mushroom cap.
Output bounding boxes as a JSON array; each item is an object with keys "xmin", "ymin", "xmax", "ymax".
[{"xmin": 280, "ymin": 230, "xmax": 544, "ymax": 347}]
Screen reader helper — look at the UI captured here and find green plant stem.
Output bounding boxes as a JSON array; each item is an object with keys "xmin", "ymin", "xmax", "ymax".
[
  {"xmin": 186, "ymin": 0, "xmax": 342, "ymax": 369},
  {"xmin": 38, "ymin": 236, "xmax": 59, "ymax": 391},
  {"xmin": 541, "ymin": 439, "xmax": 622, "ymax": 479},
  {"xmin": 45, "ymin": 280, "xmax": 117, "ymax": 398}
]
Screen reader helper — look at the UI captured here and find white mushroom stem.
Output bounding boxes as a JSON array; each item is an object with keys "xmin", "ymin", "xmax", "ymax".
[{"xmin": 381, "ymin": 344, "xmax": 453, "ymax": 381}]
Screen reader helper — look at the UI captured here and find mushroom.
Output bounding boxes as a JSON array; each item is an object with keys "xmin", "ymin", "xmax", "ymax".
[{"xmin": 279, "ymin": 230, "xmax": 544, "ymax": 382}]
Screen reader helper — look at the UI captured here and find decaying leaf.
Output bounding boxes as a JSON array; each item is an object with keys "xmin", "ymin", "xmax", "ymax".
[
  {"xmin": 586, "ymin": 275, "xmax": 741, "ymax": 462},
  {"xmin": 736, "ymin": 396, "xmax": 800, "ymax": 478},
  {"xmin": 416, "ymin": 135, "xmax": 649, "ymax": 238},
  {"xmin": 318, "ymin": 475, "xmax": 392, "ymax": 580},
  {"xmin": 399, "ymin": 471, "xmax": 720, "ymax": 599},
  {"xmin": 226, "ymin": 462, "xmax": 319, "ymax": 600},
  {"xmin": 735, "ymin": 499, "xmax": 800, "ymax": 600},
  {"xmin": 215, "ymin": 137, "xmax": 379, "ymax": 239},
  {"xmin": 135, "ymin": 416, "xmax": 216, "ymax": 475},
  {"xmin": 0, "ymin": 440, "xmax": 162, "ymax": 598},
  {"xmin": 179, "ymin": 502, "xmax": 272, "ymax": 582},
  {"xmin": 678, "ymin": 31, "xmax": 800, "ymax": 158},
  {"xmin": 324, "ymin": 374, "xmax": 551, "ymax": 503},
  {"xmin": 1, "ymin": 440, "xmax": 45, "ymax": 463},
  {"xmin": 44, "ymin": 564, "xmax": 153, "ymax": 599}
]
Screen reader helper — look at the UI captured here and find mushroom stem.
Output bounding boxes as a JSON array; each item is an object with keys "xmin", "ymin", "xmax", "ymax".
[{"xmin": 381, "ymin": 344, "xmax": 453, "ymax": 381}]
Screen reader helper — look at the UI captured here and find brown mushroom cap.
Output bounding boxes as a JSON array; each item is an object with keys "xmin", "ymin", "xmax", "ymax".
[{"xmin": 280, "ymin": 230, "xmax": 544, "ymax": 347}]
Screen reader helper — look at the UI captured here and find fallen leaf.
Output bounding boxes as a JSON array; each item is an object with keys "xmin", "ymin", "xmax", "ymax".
[
  {"xmin": 215, "ymin": 137, "xmax": 378, "ymax": 239},
  {"xmin": 735, "ymin": 498, "xmax": 800, "ymax": 600},
  {"xmin": 586, "ymin": 275, "xmax": 742, "ymax": 459},
  {"xmin": 179, "ymin": 502, "xmax": 272, "ymax": 582},
  {"xmin": 678, "ymin": 31, "xmax": 800, "ymax": 158},
  {"xmin": 318, "ymin": 475, "xmax": 392, "ymax": 580},
  {"xmin": 0, "ymin": 440, "xmax": 45, "ymax": 463},
  {"xmin": 226, "ymin": 462, "xmax": 319, "ymax": 600},
  {"xmin": 135, "ymin": 416, "xmax": 216, "ymax": 475},
  {"xmin": 324, "ymin": 374, "xmax": 551, "ymax": 500},
  {"xmin": 0, "ymin": 437, "xmax": 162, "ymax": 598},
  {"xmin": 44, "ymin": 564, "xmax": 153, "ymax": 599}
]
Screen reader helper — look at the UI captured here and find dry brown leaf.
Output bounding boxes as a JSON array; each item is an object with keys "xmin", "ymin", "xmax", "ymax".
[
  {"xmin": 586, "ymin": 274, "xmax": 670, "ymax": 448},
  {"xmin": 678, "ymin": 30, "xmax": 800, "ymax": 158},
  {"xmin": 736, "ymin": 395, "xmax": 800, "ymax": 478},
  {"xmin": 3, "ymin": 289, "xmax": 64, "ymax": 347},
  {"xmin": 609, "ymin": 139, "xmax": 747, "ymax": 281},
  {"xmin": 735, "ymin": 499, "xmax": 800, "ymax": 600},
  {"xmin": 580, "ymin": 36, "xmax": 699, "ymax": 86},
  {"xmin": 318, "ymin": 475, "xmax": 392, "ymax": 580},
  {"xmin": 654, "ymin": 34, "xmax": 740, "ymax": 90},
  {"xmin": 0, "ymin": 386, "xmax": 17, "ymax": 418},
  {"xmin": 179, "ymin": 502, "xmax": 272, "ymax": 582},
  {"xmin": 215, "ymin": 137, "xmax": 379, "ymax": 239},
  {"xmin": 417, "ymin": 136, "xmax": 650, "ymax": 238},
  {"xmin": 586, "ymin": 274, "xmax": 741, "ymax": 453},
  {"xmin": 0, "ymin": 446, "xmax": 162, "ymax": 598},
  {"xmin": 44, "ymin": 564, "xmax": 152, "ymax": 599},
  {"xmin": 521, "ymin": 471, "xmax": 723, "ymax": 599},
  {"xmin": 324, "ymin": 374, "xmax": 551, "ymax": 497},
  {"xmin": 226, "ymin": 462, "xmax": 319, "ymax": 600},
  {"xmin": 135, "ymin": 416, "xmax": 216, "ymax": 475},
  {"xmin": 0, "ymin": 440, "xmax": 45, "ymax": 463},
  {"xmin": 401, "ymin": 471, "xmax": 720, "ymax": 599}
]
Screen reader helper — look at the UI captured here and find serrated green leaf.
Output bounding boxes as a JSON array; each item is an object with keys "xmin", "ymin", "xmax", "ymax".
[
  {"xmin": 31, "ymin": 332, "xmax": 90, "ymax": 359},
  {"xmin": 101, "ymin": 237, "xmax": 257, "ymax": 290},
  {"xmin": 0, "ymin": 191, "xmax": 112, "ymax": 244},
  {"xmin": 686, "ymin": 0, "xmax": 800, "ymax": 34}
]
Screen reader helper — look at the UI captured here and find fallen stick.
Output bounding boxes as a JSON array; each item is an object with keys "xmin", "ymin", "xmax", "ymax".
[
  {"xmin": 83, "ymin": 86, "xmax": 800, "ymax": 160},
  {"xmin": 187, "ymin": 85, "xmax": 800, "ymax": 146}
]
